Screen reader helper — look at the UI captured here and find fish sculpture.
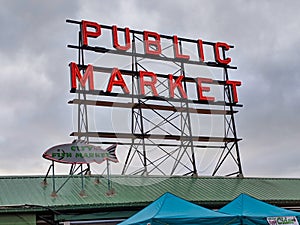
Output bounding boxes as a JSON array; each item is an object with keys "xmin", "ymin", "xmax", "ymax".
[{"xmin": 43, "ymin": 140, "xmax": 118, "ymax": 164}]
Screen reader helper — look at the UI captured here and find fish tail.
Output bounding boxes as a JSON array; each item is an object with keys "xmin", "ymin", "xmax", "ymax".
[{"xmin": 106, "ymin": 144, "xmax": 118, "ymax": 162}]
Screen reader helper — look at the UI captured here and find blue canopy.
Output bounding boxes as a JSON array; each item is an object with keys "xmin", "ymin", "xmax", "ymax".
[
  {"xmin": 118, "ymin": 192, "xmax": 239, "ymax": 225},
  {"xmin": 219, "ymin": 193, "xmax": 300, "ymax": 225}
]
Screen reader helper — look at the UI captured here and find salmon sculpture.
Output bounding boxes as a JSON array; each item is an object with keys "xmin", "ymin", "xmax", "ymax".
[{"xmin": 43, "ymin": 140, "xmax": 118, "ymax": 164}]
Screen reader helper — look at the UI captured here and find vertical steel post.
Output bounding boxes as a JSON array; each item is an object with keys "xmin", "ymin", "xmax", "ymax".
[
  {"xmin": 179, "ymin": 40, "xmax": 197, "ymax": 176},
  {"xmin": 51, "ymin": 161, "xmax": 57, "ymax": 197}
]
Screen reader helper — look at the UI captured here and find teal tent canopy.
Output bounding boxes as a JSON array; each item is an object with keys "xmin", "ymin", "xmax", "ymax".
[
  {"xmin": 219, "ymin": 193, "xmax": 300, "ymax": 225},
  {"xmin": 118, "ymin": 192, "xmax": 239, "ymax": 225}
]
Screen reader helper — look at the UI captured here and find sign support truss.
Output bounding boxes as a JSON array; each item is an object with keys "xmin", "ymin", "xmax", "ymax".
[{"xmin": 67, "ymin": 20, "xmax": 243, "ymax": 177}]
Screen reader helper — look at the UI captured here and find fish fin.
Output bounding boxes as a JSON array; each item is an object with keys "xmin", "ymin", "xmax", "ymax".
[
  {"xmin": 105, "ymin": 144, "xmax": 118, "ymax": 162},
  {"xmin": 73, "ymin": 139, "xmax": 88, "ymax": 144}
]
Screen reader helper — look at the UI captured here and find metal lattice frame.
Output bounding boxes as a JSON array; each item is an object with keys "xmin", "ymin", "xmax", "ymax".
[
  {"xmin": 212, "ymin": 49, "xmax": 243, "ymax": 176},
  {"xmin": 120, "ymin": 35, "xmax": 198, "ymax": 176},
  {"xmin": 67, "ymin": 19, "xmax": 243, "ymax": 177}
]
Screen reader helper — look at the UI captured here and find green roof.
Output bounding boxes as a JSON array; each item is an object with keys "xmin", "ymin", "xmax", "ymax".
[{"xmin": 0, "ymin": 175, "xmax": 300, "ymax": 214}]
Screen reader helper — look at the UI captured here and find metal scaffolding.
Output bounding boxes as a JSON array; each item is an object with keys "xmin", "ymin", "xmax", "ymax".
[{"xmin": 67, "ymin": 19, "xmax": 243, "ymax": 177}]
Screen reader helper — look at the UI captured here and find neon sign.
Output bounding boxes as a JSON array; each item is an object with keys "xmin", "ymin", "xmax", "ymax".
[
  {"xmin": 66, "ymin": 19, "xmax": 244, "ymax": 177},
  {"xmin": 68, "ymin": 20, "xmax": 241, "ymax": 104}
]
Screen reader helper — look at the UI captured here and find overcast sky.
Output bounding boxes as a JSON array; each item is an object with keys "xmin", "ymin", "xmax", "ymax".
[{"xmin": 0, "ymin": 0, "xmax": 299, "ymax": 178}]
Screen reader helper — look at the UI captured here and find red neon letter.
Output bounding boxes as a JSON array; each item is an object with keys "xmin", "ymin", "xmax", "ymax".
[
  {"xmin": 143, "ymin": 31, "xmax": 162, "ymax": 55},
  {"xmin": 81, "ymin": 20, "xmax": 101, "ymax": 46},
  {"xmin": 112, "ymin": 25, "xmax": 131, "ymax": 51},
  {"xmin": 173, "ymin": 35, "xmax": 190, "ymax": 60},
  {"xmin": 107, "ymin": 68, "xmax": 130, "ymax": 94},
  {"xmin": 69, "ymin": 62, "xmax": 94, "ymax": 92},
  {"xmin": 197, "ymin": 77, "xmax": 215, "ymax": 102},
  {"xmin": 226, "ymin": 80, "xmax": 241, "ymax": 103},
  {"xmin": 214, "ymin": 42, "xmax": 232, "ymax": 65},
  {"xmin": 139, "ymin": 71, "xmax": 158, "ymax": 96},
  {"xmin": 168, "ymin": 74, "xmax": 187, "ymax": 99},
  {"xmin": 197, "ymin": 39, "xmax": 205, "ymax": 62}
]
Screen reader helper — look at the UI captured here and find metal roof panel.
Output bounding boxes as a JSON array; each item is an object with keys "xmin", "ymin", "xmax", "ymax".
[{"xmin": 0, "ymin": 175, "xmax": 299, "ymax": 213}]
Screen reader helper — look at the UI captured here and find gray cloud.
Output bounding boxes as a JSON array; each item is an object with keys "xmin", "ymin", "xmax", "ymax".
[
  {"xmin": 0, "ymin": 0, "xmax": 80, "ymax": 174},
  {"xmin": 0, "ymin": 0, "xmax": 299, "ymax": 177}
]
